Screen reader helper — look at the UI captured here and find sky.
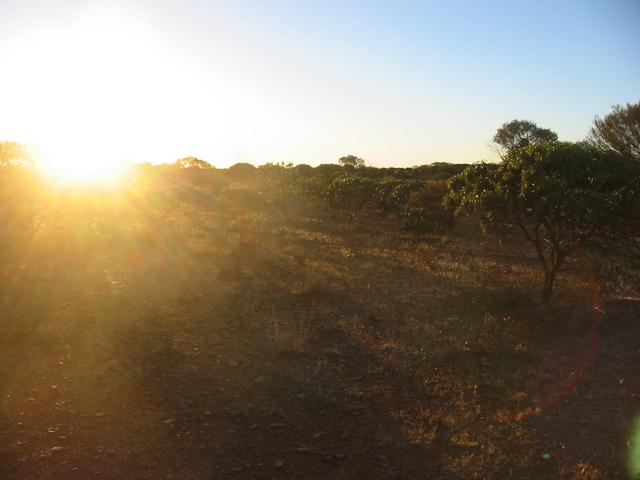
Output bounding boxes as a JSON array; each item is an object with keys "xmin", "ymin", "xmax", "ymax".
[{"xmin": 0, "ymin": 0, "xmax": 638, "ymax": 168}]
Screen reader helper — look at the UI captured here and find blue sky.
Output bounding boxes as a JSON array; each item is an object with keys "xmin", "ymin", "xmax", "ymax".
[{"xmin": 0, "ymin": 0, "xmax": 638, "ymax": 167}]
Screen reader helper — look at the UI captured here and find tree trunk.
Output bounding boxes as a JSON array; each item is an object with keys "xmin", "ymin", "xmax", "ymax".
[{"xmin": 541, "ymin": 268, "xmax": 557, "ymax": 304}]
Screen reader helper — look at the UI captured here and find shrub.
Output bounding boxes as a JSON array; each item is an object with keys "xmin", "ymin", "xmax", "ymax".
[{"xmin": 326, "ymin": 174, "xmax": 375, "ymax": 225}]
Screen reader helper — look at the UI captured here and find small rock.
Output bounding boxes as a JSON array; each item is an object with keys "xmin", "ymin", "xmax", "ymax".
[{"xmin": 275, "ymin": 460, "xmax": 284, "ymax": 468}]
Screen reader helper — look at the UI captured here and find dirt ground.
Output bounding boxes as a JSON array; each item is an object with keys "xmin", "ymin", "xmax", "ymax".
[{"xmin": 0, "ymin": 202, "xmax": 638, "ymax": 479}]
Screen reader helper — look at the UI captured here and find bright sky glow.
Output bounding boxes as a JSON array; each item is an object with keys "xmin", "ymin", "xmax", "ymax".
[{"xmin": 0, "ymin": 0, "xmax": 638, "ymax": 174}]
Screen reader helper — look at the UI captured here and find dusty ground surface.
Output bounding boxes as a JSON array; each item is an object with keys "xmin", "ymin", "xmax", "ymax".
[{"xmin": 0, "ymin": 201, "xmax": 638, "ymax": 479}]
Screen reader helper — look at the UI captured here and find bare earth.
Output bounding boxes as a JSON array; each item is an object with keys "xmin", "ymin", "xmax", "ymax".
[{"xmin": 1, "ymin": 206, "xmax": 638, "ymax": 479}]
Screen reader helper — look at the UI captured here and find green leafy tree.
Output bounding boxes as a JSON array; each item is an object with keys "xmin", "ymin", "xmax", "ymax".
[
  {"xmin": 227, "ymin": 162, "xmax": 257, "ymax": 181},
  {"xmin": 338, "ymin": 155, "xmax": 366, "ymax": 172},
  {"xmin": 588, "ymin": 101, "xmax": 640, "ymax": 164},
  {"xmin": 411, "ymin": 163, "xmax": 468, "ymax": 181},
  {"xmin": 293, "ymin": 164, "xmax": 314, "ymax": 178},
  {"xmin": 493, "ymin": 120, "xmax": 558, "ymax": 158},
  {"xmin": 327, "ymin": 174, "xmax": 375, "ymax": 226},
  {"xmin": 372, "ymin": 178, "xmax": 402, "ymax": 213},
  {"xmin": 402, "ymin": 180, "xmax": 453, "ymax": 236},
  {"xmin": 303, "ymin": 164, "xmax": 342, "ymax": 199},
  {"xmin": 174, "ymin": 156, "xmax": 213, "ymax": 169},
  {"xmin": 371, "ymin": 178, "xmax": 423, "ymax": 214},
  {"xmin": 258, "ymin": 162, "xmax": 300, "ymax": 219},
  {"xmin": 446, "ymin": 142, "xmax": 640, "ymax": 303},
  {"xmin": 392, "ymin": 180, "xmax": 425, "ymax": 205}
]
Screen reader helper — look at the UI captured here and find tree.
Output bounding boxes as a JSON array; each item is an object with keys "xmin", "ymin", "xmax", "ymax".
[
  {"xmin": 338, "ymin": 155, "xmax": 366, "ymax": 172},
  {"xmin": 326, "ymin": 174, "xmax": 375, "ymax": 226},
  {"xmin": 587, "ymin": 101, "xmax": 640, "ymax": 164},
  {"xmin": 258, "ymin": 162, "xmax": 300, "ymax": 219},
  {"xmin": 372, "ymin": 178, "xmax": 399, "ymax": 213},
  {"xmin": 227, "ymin": 162, "xmax": 257, "ymax": 181},
  {"xmin": 446, "ymin": 142, "xmax": 640, "ymax": 303},
  {"xmin": 493, "ymin": 120, "xmax": 558, "ymax": 158},
  {"xmin": 293, "ymin": 164, "xmax": 314, "ymax": 178},
  {"xmin": 174, "ymin": 156, "xmax": 213, "ymax": 169},
  {"xmin": 403, "ymin": 180, "xmax": 454, "ymax": 235},
  {"xmin": 0, "ymin": 141, "xmax": 35, "ymax": 168},
  {"xmin": 412, "ymin": 163, "xmax": 468, "ymax": 181}
]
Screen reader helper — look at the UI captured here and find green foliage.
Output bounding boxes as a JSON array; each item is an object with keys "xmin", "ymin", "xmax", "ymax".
[
  {"xmin": 402, "ymin": 207, "xmax": 433, "ymax": 236},
  {"xmin": 372, "ymin": 177, "xmax": 402, "ymax": 212},
  {"xmin": 314, "ymin": 163, "xmax": 343, "ymax": 177},
  {"xmin": 257, "ymin": 161, "xmax": 293, "ymax": 182},
  {"xmin": 301, "ymin": 164, "xmax": 342, "ymax": 198},
  {"xmin": 493, "ymin": 120, "xmax": 558, "ymax": 157},
  {"xmin": 227, "ymin": 162, "xmax": 257, "ymax": 181},
  {"xmin": 444, "ymin": 163, "xmax": 499, "ymax": 215},
  {"xmin": 258, "ymin": 162, "xmax": 302, "ymax": 218},
  {"xmin": 338, "ymin": 155, "xmax": 366, "ymax": 172},
  {"xmin": 217, "ymin": 184, "xmax": 265, "ymax": 212},
  {"xmin": 326, "ymin": 174, "xmax": 375, "ymax": 223},
  {"xmin": 391, "ymin": 180, "xmax": 424, "ymax": 205},
  {"xmin": 293, "ymin": 164, "xmax": 314, "ymax": 178},
  {"xmin": 588, "ymin": 101, "xmax": 640, "ymax": 164},
  {"xmin": 372, "ymin": 178, "xmax": 425, "ymax": 214},
  {"xmin": 402, "ymin": 180, "xmax": 452, "ymax": 235},
  {"xmin": 174, "ymin": 156, "xmax": 213, "ymax": 169},
  {"xmin": 411, "ymin": 163, "xmax": 469, "ymax": 181},
  {"xmin": 446, "ymin": 142, "xmax": 640, "ymax": 302}
]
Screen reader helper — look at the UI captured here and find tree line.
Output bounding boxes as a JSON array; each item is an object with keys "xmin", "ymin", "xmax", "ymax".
[{"xmin": 1, "ymin": 101, "xmax": 638, "ymax": 303}]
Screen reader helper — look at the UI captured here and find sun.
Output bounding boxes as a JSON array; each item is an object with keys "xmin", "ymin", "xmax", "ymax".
[
  {"xmin": 39, "ymin": 154, "xmax": 128, "ymax": 185},
  {"xmin": 36, "ymin": 138, "xmax": 128, "ymax": 185},
  {"xmin": 0, "ymin": 4, "xmax": 205, "ymax": 185},
  {"xmin": 1, "ymin": 3, "xmax": 268, "ymax": 177},
  {"xmin": 0, "ymin": 7, "xmax": 148, "ymax": 185}
]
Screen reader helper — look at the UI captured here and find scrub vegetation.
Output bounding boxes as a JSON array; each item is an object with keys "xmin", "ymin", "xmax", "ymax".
[{"xmin": 0, "ymin": 104, "xmax": 639, "ymax": 479}]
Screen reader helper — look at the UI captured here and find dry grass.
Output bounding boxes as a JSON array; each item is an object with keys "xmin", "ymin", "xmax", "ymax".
[{"xmin": 0, "ymin": 189, "xmax": 636, "ymax": 479}]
